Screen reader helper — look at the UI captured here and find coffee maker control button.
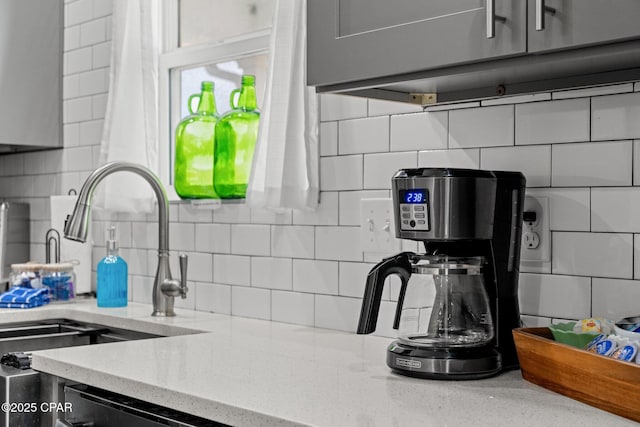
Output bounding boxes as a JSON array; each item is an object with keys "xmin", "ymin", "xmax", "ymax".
[
  {"xmin": 402, "ymin": 213, "xmax": 411, "ymax": 219},
  {"xmin": 413, "ymin": 205, "xmax": 425, "ymax": 211},
  {"xmin": 401, "ymin": 205, "xmax": 410, "ymax": 211},
  {"xmin": 414, "ymin": 213, "xmax": 425, "ymax": 219},
  {"xmin": 402, "ymin": 219, "xmax": 409, "ymax": 225},
  {"xmin": 417, "ymin": 220, "xmax": 426, "ymax": 225},
  {"xmin": 409, "ymin": 220, "xmax": 416, "ymax": 228}
]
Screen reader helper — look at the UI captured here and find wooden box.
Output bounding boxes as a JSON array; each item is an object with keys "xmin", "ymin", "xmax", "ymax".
[{"xmin": 512, "ymin": 327, "xmax": 640, "ymax": 422}]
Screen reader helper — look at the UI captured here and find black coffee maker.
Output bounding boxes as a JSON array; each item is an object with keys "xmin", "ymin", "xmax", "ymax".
[{"xmin": 357, "ymin": 168, "xmax": 526, "ymax": 380}]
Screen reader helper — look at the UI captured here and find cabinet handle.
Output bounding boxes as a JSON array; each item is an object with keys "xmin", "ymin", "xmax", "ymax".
[
  {"xmin": 535, "ymin": 0, "xmax": 557, "ymax": 31},
  {"xmin": 486, "ymin": 0, "xmax": 507, "ymax": 39}
]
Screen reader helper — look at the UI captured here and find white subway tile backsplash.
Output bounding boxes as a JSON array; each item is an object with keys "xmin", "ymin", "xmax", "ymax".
[
  {"xmin": 80, "ymin": 18, "xmax": 106, "ymax": 46},
  {"xmin": 363, "ymin": 152, "xmax": 417, "ymax": 189},
  {"xmin": 65, "ymin": 26, "xmax": 80, "ymax": 52},
  {"xmin": 178, "ymin": 204, "xmax": 213, "ymax": 223},
  {"xmin": 552, "ymin": 141, "xmax": 632, "ymax": 187},
  {"xmin": 635, "ymin": 235, "xmax": 640, "ymax": 280},
  {"xmin": 635, "ymin": 140, "xmax": 640, "ymax": 186},
  {"xmin": 10, "ymin": 16, "xmax": 640, "ymax": 333},
  {"xmin": 314, "ymin": 295, "xmax": 361, "ymax": 332},
  {"xmin": 315, "ymin": 226, "xmax": 362, "ymax": 262},
  {"xmin": 93, "ymin": 0, "xmax": 113, "ymax": 19},
  {"xmin": 390, "ymin": 111, "xmax": 447, "ymax": 152},
  {"xmin": 131, "ymin": 276, "xmax": 153, "ymax": 305},
  {"xmin": 66, "ymin": 0, "xmax": 92, "ymax": 26},
  {"xmin": 519, "ymin": 273, "xmax": 591, "ymax": 319},
  {"xmin": 119, "ymin": 248, "xmax": 148, "ymax": 276},
  {"xmin": 64, "ymin": 97, "xmax": 93, "ymax": 123},
  {"xmin": 92, "ymin": 42, "xmax": 111, "ymax": 68},
  {"xmin": 521, "ymin": 316, "xmax": 552, "ymax": 327},
  {"xmin": 553, "ymin": 83, "xmax": 634, "ymax": 100},
  {"xmin": 194, "ymin": 223, "xmax": 231, "ymax": 254},
  {"xmin": 450, "ymin": 105, "xmax": 514, "ymax": 148},
  {"xmin": 251, "ymin": 257, "xmax": 292, "ymax": 290},
  {"xmin": 320, "ymin": 94, "xmax": 367, "ymax": 122},
  {"xmin": 169, "ymin": 222, "xmax": 195, "ymax": 251},
  {"xmin": 272, "ymin": 291, "xmax": 315, "ymax": 326},
  {"xmin": 592, "ymin": 92, "xmax": 640, "ymax": 140},
  {"xmin": 515, "ymin": 98, "xmax": 589, "ymax": 145},
  {"xmin": 425, "ymin": 101, "xmax": 480, "ymax": 112},
  {"xmin": 293, "ymin": 259, "xmax": 339, "ymax": 294},
  {"xmin": 231, "ymin": 224, "xmax": 270, "ymax": 256},
  {"xmin": 553, "ymin": 232, "xmax": 632, "ymax": 279},
  {"xmin": 250, "ymin": 208, "xmax": 292, "ymax": 225},
  {"xmin": 195, "ymin": 282, "xmax": 231, "ymax": 314},
  {"xmin": 213, "ymin": 204, "xmax": 251, "ymax": 223},
  {"xmin": 319, "ymin": 122, "xmax": 338, "ymax": 156},
  {"xmin": 368, "ymin": 99, "xmax": 423, "ymax": 116},
  {"xmin": 339, "ymin": 116, "xmax": 389, "ymax": 155},
  {"xmin": 64, "ymin": 75, "xmax": 80, "ymax": 100},
  {"xmin": 183, "ymin": 252, "xmax": 213, "ymax": 283},
  {"xmin": 231, "ymin": 286, "xmax": 271, "ymax": 320},
  {"xmin": 79, "ymin": 120, "xmax": 104, "ymax": 146},
  {"xmin": 339, "ymin": 261, "xmax": 376, "ymax": 298},
  {"xmin": 481, "ymin": 93, "xmax": 551, "ymax": 106},
  {"xmin": 271, "ymin": 226, "xmax": 315, "ymax": 259},
  {"xmin": 418, "ymin": 148, "xmax": 479, "ymax": 169},
  {"xmin": 480, "ymin": 145, "xmax": 551, "ymax": 187},
  {"xmin": 592, "ymin": 188, "xmax": 640, "ymax": 232},
  {"xmin": 339, "ymin": 190, "xmax": 389, "ymax": 226},
  {"xmin": 320, "ymin": 155, "xmax": 363, "ymax": 191},
  {"xmin": 292, "ymin": 192, "xmax": 339, "ymax": 226},
  {"xmin": 65, "ymin": 47, "xmax": 93, "ymax": 74},
  {"xmin": 592, "ymin": 278, "xmax": 640, "ymax": 319},
  {"xmin": 213, "ymin": 254, "xmax": 251, "ymax": 286},
  {"xmin": 525, "ymin": 188, "xmax": 590, "ymax": 231}
]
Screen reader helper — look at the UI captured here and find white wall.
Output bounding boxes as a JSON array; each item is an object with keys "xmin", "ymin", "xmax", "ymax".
[{"xmin": 1, "ymin": 1, "xmax": 640, "ymax": 334}]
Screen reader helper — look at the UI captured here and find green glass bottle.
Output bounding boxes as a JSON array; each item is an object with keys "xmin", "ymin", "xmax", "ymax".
[
  {"xmin": 174, "ymin": 81, "xmax": 220, "ymax": 199},
  {"xmin": 214, "ymin": 75, "xmax": 260, "ymax": 199}
]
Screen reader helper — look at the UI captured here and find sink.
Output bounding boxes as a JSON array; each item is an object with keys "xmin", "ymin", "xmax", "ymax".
[
  {"xmin": 0, "ymin": 318, "xmax": 162, "ymax": 355},
  {"xmin": 0, "ymin": 319, "xmax": 163, "ymax": 427}
]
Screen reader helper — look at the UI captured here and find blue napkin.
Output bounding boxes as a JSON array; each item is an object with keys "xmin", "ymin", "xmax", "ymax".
[{"xmin": 0, "ymin": 287, "xmax": 50, "ymax": 309}]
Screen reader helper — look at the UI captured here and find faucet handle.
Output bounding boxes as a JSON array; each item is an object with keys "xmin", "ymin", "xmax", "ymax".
[{"xmin": 178, "ymin": 253, "xmax": 188, "ymax": 299}]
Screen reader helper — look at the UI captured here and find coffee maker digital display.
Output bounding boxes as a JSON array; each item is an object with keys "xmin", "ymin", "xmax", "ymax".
[
  {"xmin": 357, "ymin": 168, "xmax": 526, "ymax": 380},
  {"xmin": 402, "ymin": 189, "xmax": 426, "ymax": 203}
]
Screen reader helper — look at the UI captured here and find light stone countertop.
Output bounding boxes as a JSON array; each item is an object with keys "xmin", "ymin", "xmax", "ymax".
[{"xmin": 0, "ymin": 301, "xmax": 635, "ymax": 426}]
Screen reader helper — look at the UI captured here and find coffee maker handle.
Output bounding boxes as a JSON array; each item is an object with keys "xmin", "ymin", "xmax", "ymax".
[{"xmin": 357, "ymin": 252, "xmax": 413, "ymax": 334}]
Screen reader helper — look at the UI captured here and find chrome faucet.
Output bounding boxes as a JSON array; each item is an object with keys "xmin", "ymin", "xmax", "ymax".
[{"xmin": 63, "ymin": 161, "xmax": 188, "ymax": 317}]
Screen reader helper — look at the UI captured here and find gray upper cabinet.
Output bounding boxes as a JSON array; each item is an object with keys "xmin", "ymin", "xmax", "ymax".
[
  {"xmin": 0, "ymin": 0, "xmax": 63, "ymax": 151},
  {"xmin": 308, "ymin": 0, "xmax": 526, "ymax": 88},
  {"xmin": 528, "ymin": 0, "xmax": 640, "ymax": 53},
  {"xmin": 308, "ymin": 0, "xmax": 640, "ymax": 104}
]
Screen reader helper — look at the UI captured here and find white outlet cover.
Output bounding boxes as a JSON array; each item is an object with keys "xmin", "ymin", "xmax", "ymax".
[
  {"xmin": 360, "ymin": 198, "xmax": 402, "ymax": 254},
  {"xmin": 521, "ymin": 195, "xmax": 550, "ymax": 262}
]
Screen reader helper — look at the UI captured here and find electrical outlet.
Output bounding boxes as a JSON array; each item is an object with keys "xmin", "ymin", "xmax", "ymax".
[
  {"xmin": 521, "ymin": 195, "xmax": 550, "ymax": 262},
  {"xmin": 360, "ymin": 198, "xmax": 402, "ymax": 254}
]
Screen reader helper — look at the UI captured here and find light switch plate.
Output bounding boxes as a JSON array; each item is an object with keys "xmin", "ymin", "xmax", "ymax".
[{"xmin": 360, "ymin": 198, "xmax": 402, "ymax": 254}]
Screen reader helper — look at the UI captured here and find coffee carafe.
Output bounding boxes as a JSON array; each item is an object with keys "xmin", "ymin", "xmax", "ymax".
[{"xmin": 357, "ymin": 168, "xmax": 526, "ymax": 380}]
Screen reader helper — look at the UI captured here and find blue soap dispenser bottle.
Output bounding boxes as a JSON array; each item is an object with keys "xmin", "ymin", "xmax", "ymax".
[{"xmin": 97, "ymin": 226, "xmax": 128, "ymax": 307}]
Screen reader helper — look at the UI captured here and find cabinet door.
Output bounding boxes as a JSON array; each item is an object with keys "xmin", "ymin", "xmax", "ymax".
[
  {"xmin": 528, "ymin": 0, "xmax": 640, "ymax": 53},
  {"xmin": 0, "ymin": 0, "xmax": 62, "ymax": 149},
  {"xmin": 307, "ymin": 0, "xmax": 526, "ymax": 87}
]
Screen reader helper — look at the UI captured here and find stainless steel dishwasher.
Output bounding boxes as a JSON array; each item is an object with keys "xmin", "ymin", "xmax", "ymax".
[
  {"xmin": 63, "ymin": 385, "xmax": 228, "ymax": 427},
  {"xmin": 0, "ymin": 319, "xmax": 163, "ymax": 427}
]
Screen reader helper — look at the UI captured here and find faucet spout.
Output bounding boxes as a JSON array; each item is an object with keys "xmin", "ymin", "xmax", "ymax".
[{"xmin": 63, "ymin": 161, "xmax": 187, "ymax": 317}]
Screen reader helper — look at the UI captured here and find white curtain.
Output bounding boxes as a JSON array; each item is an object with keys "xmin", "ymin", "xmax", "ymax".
[
  {"xmin": 246, "ymin": 0, "xmax": 320, "ymax": 210},
  {"xmin": 95, "ymin": 0, "xmax": 160, "ymax": 213}
]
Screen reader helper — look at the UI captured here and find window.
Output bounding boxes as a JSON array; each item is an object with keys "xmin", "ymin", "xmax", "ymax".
[{"xmin": 158, "ymin": 0, "xmax": 276, "ymax": 200}]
